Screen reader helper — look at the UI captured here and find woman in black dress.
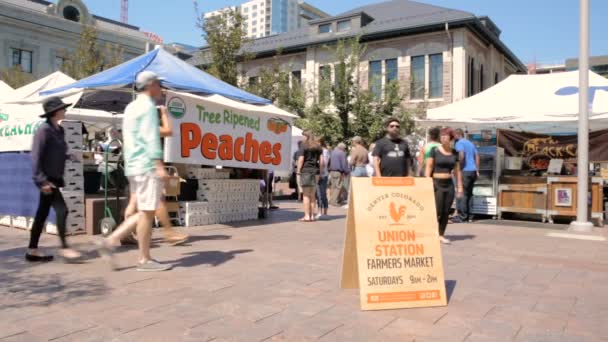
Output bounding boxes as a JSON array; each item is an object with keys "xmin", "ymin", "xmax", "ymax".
[{"xmin": 296, "ymin": 131, "xmax": 324, "ymax": 222}]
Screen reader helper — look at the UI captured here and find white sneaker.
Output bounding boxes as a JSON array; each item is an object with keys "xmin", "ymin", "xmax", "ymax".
[
  {"xmin": 315, "ymin": 213, "xmax": 322, "ymax": 220},
  {"xmin": 439, "ymin": 236, "xmax": 451, "ymax": 245}
]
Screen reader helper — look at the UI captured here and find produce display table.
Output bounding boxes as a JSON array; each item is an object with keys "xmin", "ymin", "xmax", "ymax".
[{"xmin": 498, "ymin": 176, "xmax": 548, "ymax": 222}]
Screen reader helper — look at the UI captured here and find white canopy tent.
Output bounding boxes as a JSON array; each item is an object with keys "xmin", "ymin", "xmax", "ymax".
[
  {"xmin": 0, "ymin": 72, "xmax": 123, "ymax": 152},
  {"xmin": 0, "ymin": 81, "xmax": 14, "ymax": 104},
  {"xmin": 420, "ymin": 71, "xmax": 608, "ymax": 133}
]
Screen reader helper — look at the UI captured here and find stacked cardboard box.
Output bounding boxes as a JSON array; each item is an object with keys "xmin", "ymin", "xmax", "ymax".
[
  {"xmin": 185, "ymin": 166, "xmax": 230, "ymax": 180},
  {"xmin": 47, "ymin": 120, "xmax": 85, "ymax": 235},
  {"xmin": 179, "ymin": 168, "xmax": 259, "ymax": 226},
  {"xmin": 10, "ymin": 216, "xmax": 31, "ymax": 230},
  {"xmin": 0, "ymin": 215, "xmax": 11, "ymax": 227}
]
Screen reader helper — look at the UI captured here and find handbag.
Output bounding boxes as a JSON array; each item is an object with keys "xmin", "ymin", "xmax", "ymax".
[{"xmin": 289, "ymin": 172, "xmax": 297, "ymax": 189}]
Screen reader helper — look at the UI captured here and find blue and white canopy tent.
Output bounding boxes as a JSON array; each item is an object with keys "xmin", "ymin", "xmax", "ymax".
[{"xmin": 42, "ymin": 48, "xmax": 271, "ymax": 105}]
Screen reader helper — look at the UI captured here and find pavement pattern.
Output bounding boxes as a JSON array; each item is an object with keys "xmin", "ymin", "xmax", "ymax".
[{"xmin": 1, "ymin": 202, "xmax": 607, "ymax": 342}]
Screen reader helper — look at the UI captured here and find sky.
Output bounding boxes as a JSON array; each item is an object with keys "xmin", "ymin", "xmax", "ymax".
[{"xmin": 75, "ymin": 0, "xmax": 608, "ymax": 65}]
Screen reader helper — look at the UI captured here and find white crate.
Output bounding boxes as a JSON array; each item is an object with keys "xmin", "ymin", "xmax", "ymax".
[
  {"xmin": 46, "ymin": 213, "xmax": 85, "ymax": 235},
  {"xmin": 62, "ymin": 181, "xmax": 84, "ymax": 192},
  {"xmin": 66, "ymin": 205, "xmax": 85, "ymax": 217},
  {"xmin": 11, "ymin": 216, "xmax": 32, "ymax": 229},
  {"xmin": 0, "ymin": 215, "xmax": 11, "ymax": 226}
]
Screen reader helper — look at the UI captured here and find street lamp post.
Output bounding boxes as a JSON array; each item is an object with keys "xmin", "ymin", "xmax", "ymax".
[{"xmin": 569, "ymin": 0, "xmax": 594, "ymax": 232}]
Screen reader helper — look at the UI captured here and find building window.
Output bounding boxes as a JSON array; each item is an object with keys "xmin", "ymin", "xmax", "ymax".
[
  {"xmin": 10, "ymin": 48, "xmax": 33, "ymax": 73},
  {"xmin": 54, "ymin": 56, "xmax": 66, "ymax": 71},
  {"xmin": 318, "ymin": 23, "xmax": 331, "ymax": 34},
  {"xmin": 468, "ymin": 57, "xmax": 475, "ymax": 96},
  {"xmin": 252, "ymin": 12, "xmax": 257, "ymax": 18},
  {"xmin": 252, "ymin": 27, "xmax": 257, "ymax": 33},
  {"xmin": 385, "ymin": 58, "xmax": 398, "ymax": 85},
  {"xmin": 369, "ymin": 60, "xmax": 382, "ymax": 99},
  {"xmin": 480, "ymin": 64, "xmax": 484, "ymax": 91},
  {"xmin": 410, "ymin": 55, "xmax": 425, "ymax": 100},
  {"xmin": 243, "ymin": 7, "xmax": 248, "ymax": 13},
  {"xmin": 253, "ymin": 4, "xmax": 257, "ymax": 10},
  {"xmin": 63, "ymin": 5, "xmax": 81, "ymax": 22},
  {"xmin": 495, "ymin": 72, "xmax": 499, "ymax": 84},
  {"xmin": 248, "ymin": 76, "xmax": 259, "ymax": 87},
  {"xmin": 337, "ymin": 20, "xmax": 351, "ymax": 32},
  {"xmin": 252, "ymin": 20, "xmax": 257, "ymax": 26},
  {"xmin": 319, "ymin": 65, "xmax": 331, "ymax": 103},
  {"xmin": 429, "ymin": 53, "xmax": 443, "ymax": 99},
  {"xmin": 291, "ymin": 70, "xmax": 302, "ymax": 86}
]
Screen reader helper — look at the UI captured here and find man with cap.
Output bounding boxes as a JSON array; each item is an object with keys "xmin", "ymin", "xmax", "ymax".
[
  {"xmin": 98, "ymin": 71, "xmax": 171, "ymax": 272},
  {"xmin": 28, "ymin": 97, "xmax": 82, "ymax": 262}
]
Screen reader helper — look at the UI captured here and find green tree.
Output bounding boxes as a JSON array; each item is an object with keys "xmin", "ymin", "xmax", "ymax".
[
  {"xmin": 243, "ymin": 50, "xmax": 307, "ymax": 117},
  {"xmin": 61, "ymin": 26, "xmax": 123, "ymax": 80},
  {"xmin": 198, "ymin": 8, "xmax": 250, "ymax": 86},
  {"xmin": 0, "ymin": 64, "xmax": 34, "ymax": 88},
  {"xmin": 331, "ymin": 37, "xmax": 366, "ymax": 141},
  {"xmin": 351, "ymin": 89, "xmax": 384, "ymax": 143},
  {"xmin": 297, "ymin": 103, "xmax": 343, "ymax": 146}
]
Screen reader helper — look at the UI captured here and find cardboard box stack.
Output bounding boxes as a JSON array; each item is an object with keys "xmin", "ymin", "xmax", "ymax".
[
  {"xmin": 0, "ymin": 215, "xmax": 11, "ymax": 226},
  {"xmin": 47, "ymin": 120, "xmax": 85, "ymax": 235},
  {"xmin": 179, "ymin": 167, "xmax": 258, "ymax": 226},
  {"xmin": 10, "ymin": 216, "xmax": 31, "ymax": 230}
]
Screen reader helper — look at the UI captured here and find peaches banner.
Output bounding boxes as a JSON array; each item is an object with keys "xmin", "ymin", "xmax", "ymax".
[{"xmin": 163, "ymin": 91, "xmax": 292, "ymax": 171}]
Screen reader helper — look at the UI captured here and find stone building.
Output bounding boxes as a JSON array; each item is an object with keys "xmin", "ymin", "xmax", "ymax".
[
  {"xmin": 193, "ymin": 0, "xmax": 526, "ymax": 110},
  {"xmin": 0, "ymin": 0, "xmax": 152, "ymax": 79}
]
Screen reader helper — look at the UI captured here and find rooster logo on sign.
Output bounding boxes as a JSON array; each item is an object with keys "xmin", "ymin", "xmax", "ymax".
[{"xmin": 389, "ymin": 202, "xmax": 406, "ymax": 223}]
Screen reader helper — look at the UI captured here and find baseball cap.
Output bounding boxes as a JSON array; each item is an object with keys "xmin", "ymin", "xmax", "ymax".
[{"xmin": 135, "ymin": 71, "xmax": 164, "ymax": 91}]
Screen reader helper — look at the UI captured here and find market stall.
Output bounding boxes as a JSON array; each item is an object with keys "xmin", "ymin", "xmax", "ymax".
[
  {"xmin": 0, "ymin": 72, "xmax": 96, "ymax": 235},
  {"xmin": 38, "ymin": 47, "xmax": 296, "ymax": 232},
  {"xmin": 420, "ymin": 71, "xmax": 608, "ymax": 225}
]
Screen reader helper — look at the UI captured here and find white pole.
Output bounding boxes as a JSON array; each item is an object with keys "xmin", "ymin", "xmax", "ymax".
[{"xmin": 569, "ymin": 0, "xmax": 593, "ymax": 232}]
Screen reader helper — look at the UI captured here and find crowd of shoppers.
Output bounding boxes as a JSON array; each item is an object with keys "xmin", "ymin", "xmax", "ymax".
[{"xmin": 291, "ymin": 117, "xmax": 478, "ymax": 245}]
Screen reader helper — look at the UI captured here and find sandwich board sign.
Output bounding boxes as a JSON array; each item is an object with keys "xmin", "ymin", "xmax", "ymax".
[{"xmin": 340, "ymin": 177, "xmax": 447, "ymax": 310}]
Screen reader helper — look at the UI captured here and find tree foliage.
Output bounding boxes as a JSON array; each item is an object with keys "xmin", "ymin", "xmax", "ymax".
[
  {"xmin": 62, "ymin": 26, "xmax": 123, "ymax": 80},
  {"xmin": 0, "ymin": 65, "xmax": 34, "ymax": 88},
  {"xmin": 302, "ymin": 37, "xmax": 420, "ymax": 146},
  {"xmin": 199, "ymin": 11, "xmax": 423, "ymax": 146},
  {"xmin": 198, "ymin": 8, "xmax": 250, "ymax": 86},
  {"xmin": 244, "ymin": 51, "xmax": 307, "ymax": 117},
  {"xmin": 296, "ymin": 104, "xmax": 343, "ymax": 146}
]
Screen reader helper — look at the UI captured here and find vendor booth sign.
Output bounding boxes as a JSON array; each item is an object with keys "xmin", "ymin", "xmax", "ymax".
[
  {"xmin": 498, "ymin": 129, "xmax": 608, "ymax": 169},
  {"xmin": 340, "ymin": 177, "xmax": 447, "ymax": 311},
  {"xmin": 164, "ymin": 92, "xmax": 292, "ymax": 171},
  {"xmin": 0, "ymin": 113, "xmax": 43, "ymax": 152}
]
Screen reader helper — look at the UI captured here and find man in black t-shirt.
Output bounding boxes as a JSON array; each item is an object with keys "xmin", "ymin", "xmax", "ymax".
[{"xmin": 372, "ymin": 117, "xmax": 412, "ymax": 177}]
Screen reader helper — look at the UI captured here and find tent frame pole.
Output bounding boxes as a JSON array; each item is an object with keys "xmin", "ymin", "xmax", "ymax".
[{"xmin": 569, "ymin": 0, "xmax": 593, "ymax": 232}]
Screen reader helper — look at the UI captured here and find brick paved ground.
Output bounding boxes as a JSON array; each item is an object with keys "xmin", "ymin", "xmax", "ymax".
[{"xmin": 1, "ymin": 201, "xmax": 607, "ymax": 342}]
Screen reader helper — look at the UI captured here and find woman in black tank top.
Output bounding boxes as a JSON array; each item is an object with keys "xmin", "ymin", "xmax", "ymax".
[{"xmin": 424, "ymin": 128, "xmax": 463, "ymax": 244}]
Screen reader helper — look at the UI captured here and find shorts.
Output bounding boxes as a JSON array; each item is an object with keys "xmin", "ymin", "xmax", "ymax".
[
  {"xmin": 128, "ymin": 172, "xmax": 163, "ymax": 211},
  {"xmin": 300, "ymin": 172, "xmax": 318, "ymax": 188}
]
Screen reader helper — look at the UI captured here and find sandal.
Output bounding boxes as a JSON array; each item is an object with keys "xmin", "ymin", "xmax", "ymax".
[{"xmin": 298, "ymin": 217, "xmax": 314, "ymax": 222}]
